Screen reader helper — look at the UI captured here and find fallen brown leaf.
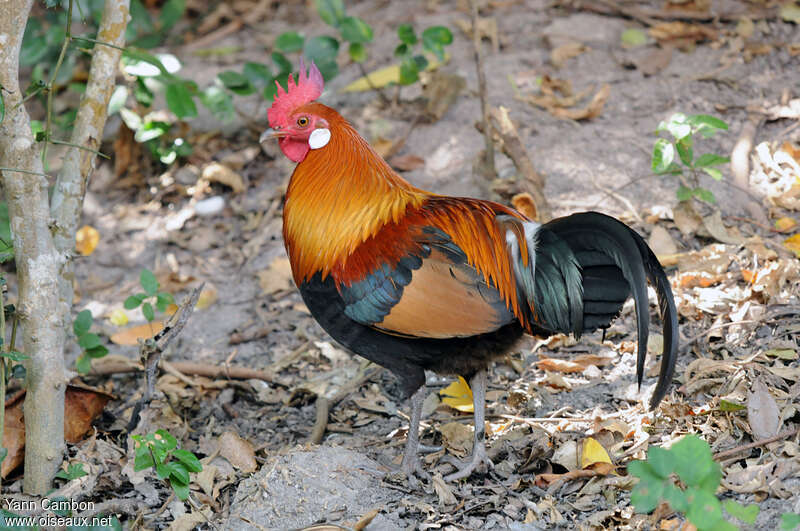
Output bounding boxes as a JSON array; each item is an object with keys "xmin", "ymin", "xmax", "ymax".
[
  {"xmin": 110, "ymin": 321, "xmax": 165, "ymax": 346},
  {"xmin": 218, "ymin": 431, "xmax": 257, "ymax": 473}
]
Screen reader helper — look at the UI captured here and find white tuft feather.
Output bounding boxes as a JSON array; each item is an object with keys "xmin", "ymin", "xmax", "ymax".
[{"xmin": 308, "ymin": 128, "xmax": 331, "ymax": 149}]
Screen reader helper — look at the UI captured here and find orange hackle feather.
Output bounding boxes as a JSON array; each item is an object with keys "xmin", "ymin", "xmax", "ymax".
[{"xmin": 282, "ymin": 102, "xmax": 535, "ymax": 330}]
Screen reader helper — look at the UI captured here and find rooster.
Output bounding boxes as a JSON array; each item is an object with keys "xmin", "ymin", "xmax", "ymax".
[{"xmin": 261, "ymin": 61, "xmax": 678, "ymax": 484}]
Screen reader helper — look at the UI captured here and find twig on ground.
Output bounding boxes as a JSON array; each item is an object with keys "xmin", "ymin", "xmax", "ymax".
[
  {"xmin": 182, "ymin": 19, "xmax": 243, "ymax": 52},
  {"xmin": 714, "ymin": 427, "xmax": 800, "ymax": 460},
  {"xmin": 471, "ymin": 0, "xmax": 496, "ymax": 178},
  {"xmin": 308, "ymin": 366, "xmax": 380, "ymax": 445},
  {"xmin": 478, "ymin": 106, "xmax": 553, "ymax": 221},
  {"xmin": 90, "ymin": 359, "xmax": 291, "ymax": 388},
  {"xmin": 730, "ymin": 113, "xmax": 766, "ymax": 223},
  {"xmin": 590, "ymin": 173, "xmax": 643, "ymax": 223},
  {"xmin": 126, "ymin": 284, "xmax": 204, "ymax": 433},
  {"xmin": 562, "ymin": 0, "xmax": 772, "ymax": 24}
]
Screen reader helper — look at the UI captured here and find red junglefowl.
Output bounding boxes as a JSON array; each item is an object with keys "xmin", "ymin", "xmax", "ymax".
[{"xmin": 260, "ymin": 60, "xmax": 678, "ymax": 484}]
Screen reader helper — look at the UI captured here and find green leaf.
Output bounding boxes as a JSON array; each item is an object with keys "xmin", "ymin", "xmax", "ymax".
[
  {"xmin": 652, "ymin": 139, "xmax": 675, "ymax": 174},
  {"xmin": 676, "ymin": 137, "xmax": 693, "ymax": 166},
  {"xmin": 676, "ymin": 185, "xmax": 693, "ymax": 201},
  {"xmin": 695, "ymin": 153, "xmax": 730, "ymax": 168},
  {"xmin": 781, "ymin": 513, "xmax": 800, "ymax": 530},
  {"xmin": 723, "ymin": 500, "xmax": 759, "ymax": 524},
  {"xmin": 413, "ymin": 54, "xmax": 429, "ymax": 70},
  {"xmin": 108, "ymin": 85, "xmax": 128, "ymax": 115},
  {"xmin": 630, "ymin": 478, "xmax": 665, "ymax": 513},
  {"xmin": 397, "ymin": 24, "xmax": 417, "ymax": 45},
  {"xmin": 313, "ymin": 59, "xmax": 339, "ymax": 81},
  {"xmin": 275, "ymin": 31, "xmax": 304, "ymax": 53},
  {"xmin": 55, "ymin": 463, "xmax": 88, "ymax": 481},
  {"xmin": 170, "ymin": 478, "xmax": 190, "ymax": 500},
  {"xmin": 687, "ymin": 114, "xmax": 728, "ymax": 132},
  {"xmin": 124, "ymin": 294, "xmax": 146, "ymax": 309},
  {"xmin": 694, "ymin": 187, "xmax": 716, "ymax": 203},
  {"xmin": 134, "ymin": 447, "xmax": 155, "ymax": 471},
  {"xmin": 122, "ymin": 48, "xmax": 169, "ymax": 76},
  {"xmin": 243, "ymin": 63, "xmax": 272, "ymax": 86},
  {"xmin": 140, "ymin": 269, "xmax": 159, "ymax": 296},
  {"xmin": 718, "ymin": 399, "xmax": 746, "ymax": 412},
  {"xmin": 156, "ymin": 292, "xmax": 173, "ymax": 312},
  {"xmin": 340, "ymin": 16, "xmax": 373, "ymax": 44},
  {"xmin": 662, "ymin": 483, "xmax": 688, "ymax": 513},
  {"xmin": 1, "ymin": 350, "xmax": 28, "ymax": 362},
  {"xmin": 422, "ymin": 26, "xmax": 453, "ymax": 60},
  {"xmin": 399, "ymin": 58, "xmax": 419, "ymax": 85},
  {"xmin": 0, "ymin": 448, "xmax": 7, "ymax": 465},
  {"xmin": 78, "ymin": 333, "xmax": 102, "ymax": 350},
  {"xmin": 134, "ymin": 120, "xmax": 171, "ymax": 143},
  {"xmin": 685, "ymin": 488, "xmax": 723, "ymax": 529},
  {"xmin": 304, "ymin": 36, "xmax": 340, "ymax": 62},
  {"xmin": 156, "ymin": 461, "xmax": 171, "ymax": 480},
  {"xmin": 166, "ymin": 461, "xmax": 190, "ymax": 485},
  {"xmin": 165, "ymin": 82, "xmax": 197, "ymax": 119},
  {"xmin": 672, "ymin": 435, "xmax": 718, "ymax": 490},
  {"xmin": 142, "ymin": 302, "xmax": 155, "ymax": 322},
  {"xmin": 159, "ymin": 0, "xmax": 185, "ymax": 31},
  {"xmin": 218, "ymin": 71, "xmax": 255, "ymax": 95},
  {"xmin": 74, "ymin": 310, "xmax": 93, "ymax": 337},
  {"xmin": 646, "ymin": 446, "xmax": 674, "ymax": 478},
  {"xmin": 394, "ymin": 43, "xmax": 409, "ymax": 57},
  {"xmin": 271, "ymin": 52, "xmax": 293, "ymax": 77},
  {"xmin": 621, "ymin": 28, "xmax": 647, "ymax": 47},
  {"xmin": 86, "ymin": 344, "xmax": 109, "ymax": 359},
  {"xmin": 75, "ymin": 354, "xmax": 91, "ymax": 375},
  {"xmin": 657, "ymin": 113, "xmax": 691, "ymax": 140},
  {"xmin": 200, "ymin": 86, "xmax": 235, "ymax": 122},
  {"xmin": 155, "ymin": 429, "xmax": 178, "ymax": 449},
  {"xmin": 702, "ymin": 167, "xmax": 723, "ymax": 181},
  {"xmin": 315, "ymin": 0, "xmax": 345, "ymax": 27},
  {"xmin": 173, "ymin": 449, "xmax": 203, "ymax": 472},
  {"xmin": 349, "ymin": 42, "xmax": 366, "ymax": 62}
]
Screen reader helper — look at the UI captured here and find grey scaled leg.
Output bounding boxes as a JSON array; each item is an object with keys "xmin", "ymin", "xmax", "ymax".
[
  {"xmin": 400, "ymin": 385, "xmax": 431, "ymax": 487},
  {"xmin": 444, "ymin": 369, "xmax": 493, "ymax": 481}
]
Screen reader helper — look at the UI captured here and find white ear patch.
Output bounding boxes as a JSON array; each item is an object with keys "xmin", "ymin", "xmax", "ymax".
[{"xmin": 308, "ymin": 128, "xmax": 331, "ymax": 149}]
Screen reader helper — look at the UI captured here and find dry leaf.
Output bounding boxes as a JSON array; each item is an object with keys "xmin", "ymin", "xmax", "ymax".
[
  {"xmin": 511, "ymin": 192, "xmax": 538, "ymax": 220},
  {"xmin": 423, "ymin": 72, "xmax": 466, "ymax": 121},
  {"xmin": 550, "ymin": 84, "xmax": 610, "ymax": 121},
  {"xmin": 75, "ymin": 225, "xmax": 100, "ymax": 256},
  {"xmin": 551, "ymin": 41, "xmax": 587, "ymax": 68},
  {"xmin": 552, "ymin": 439, "xmax": 579, "ymax": 471},
  {"xmin": 649, "ymin": 21, "xmax": 716, "ymax": 46},
  {"xmin": 774, "ymin": 217, "xmax": 797, "ymax": 232},
  {"xmin": 784, "ymin": 233, "xmax": 800, "ymax": 257},
  {"xmin": 747, "ymin": 380, "xmax": 780, "ymax": 440},
  {"xmin": 196, "ymin": 284, "xmax": 218, "ymax": 310},
  {"xmin": 649, "ymin": 225, "xmax": 679, "ymax": 256},
  {"xmin": 108, "ymin": 308, "xmax": 129, "ymax": 326},
  {"xmin": 218, "ymin": 431, "xmax": 257, "ymax": 473},
  {"xmin": 257, "ymin": 257, "xmax": 293, "ymax": 295},
  {"xmin": 110, "ymin": 321, "xmax": 164, "ymax": 346},
  {"xmin": 673, "ymin": 200, "xmax": 704, "ymax": 237},
  {"xmin": 636, "ymin": 45, "xmax": 673, "ymax": 76},
  {"xmin": 388, "ymin": 154, "xmax": 425, "ymax": 171},
  {"xmin": 702, "ymin": 211, "xmax": 745, "ymax": 244},
  {"xmin": 440, "ymin": 376, "xmax": 473, "ymax": 412},
  {"xmin": 581, "ymin": 437, "xmax": 612, "ymax": 468},
  {"xmin": 432, "ymin": 473, "xmax": 458, "ymax": 506},
  {"xmin": 536, "ymin": 357, "xmax": 585, "ymax": 373},
  {"xmin": 201, "ymin": 162, "xmax": 246, "ymax": 194},
  {"xmin": 341, "ymin": 53, "xmax": 449, "ymax": 92},
  {"xmin": 440, "ymin": 421, "xmax": 473, "ymax": 458},
  {"xmin": 2, "ymin": 385, "xmax": 112, "ymax": 477}
]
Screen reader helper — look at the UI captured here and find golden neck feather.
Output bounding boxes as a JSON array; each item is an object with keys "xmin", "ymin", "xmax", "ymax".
[{"xmin": 282, "ymin": 107, "xmax": 427, "ymax": 284}]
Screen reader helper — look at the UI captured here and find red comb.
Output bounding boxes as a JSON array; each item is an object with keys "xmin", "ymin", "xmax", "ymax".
[{"xmin": 268, "ymin": 59, "xmax": 324, "ymax": 127}]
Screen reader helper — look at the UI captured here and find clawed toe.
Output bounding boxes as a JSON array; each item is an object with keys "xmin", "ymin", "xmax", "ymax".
[{"xmin": 442, "ymin": 445, "xmax": 493, "ymax": 482}]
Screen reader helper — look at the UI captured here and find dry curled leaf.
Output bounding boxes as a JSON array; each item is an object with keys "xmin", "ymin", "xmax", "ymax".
[
  {"xmin": 747, "ymin": 380, "xmax": 780, "ymax": 440},
  {"xmin": 218, "ymin": 431, "xmax": 257, "ymax": 473},
  {"xmin": 75, "ymin": 225, "xmax": 100, "ymax": 256},
  {"xmin": 110, "ymin": 321, "xmax": 165, "ymax": 346},
  {"xmin": 201, "ymin": 162, "xmax": 246, "ymax": 194},
  {"xmin": 257, "ymin": 257, "xmax": 293, "ymax": 295}
]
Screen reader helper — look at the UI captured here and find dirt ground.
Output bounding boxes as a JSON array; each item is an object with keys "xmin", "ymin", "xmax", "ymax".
[{"xmin": 4, "ymin": 0, "xmax": 800, "ymax": 529}]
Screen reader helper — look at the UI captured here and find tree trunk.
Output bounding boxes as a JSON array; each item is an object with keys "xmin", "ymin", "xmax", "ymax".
[
  {"xmin": 0, "ymin": 0, "xmax": 68, "ymax": 495},
  {"xmin": 51, "ymin": 0, "xmax": 130, "ymax": 333}
]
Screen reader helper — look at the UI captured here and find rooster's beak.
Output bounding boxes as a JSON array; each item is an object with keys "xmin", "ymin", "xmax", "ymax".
[{"xmin": 259, "ymin": 128, "xmax": 286, "ymax": 144}]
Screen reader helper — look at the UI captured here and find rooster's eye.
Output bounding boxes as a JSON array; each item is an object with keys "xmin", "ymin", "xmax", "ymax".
[{"xmin": 297, "ymin": 116, "xmax": 309, "ymax": 127}]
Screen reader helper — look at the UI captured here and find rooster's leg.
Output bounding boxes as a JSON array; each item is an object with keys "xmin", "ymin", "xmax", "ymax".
[
  {"xmin": 443, "ymin": 369, "xmax": 493, "ymax": 481},
  {"xmin": 400, "ymin": 385, "xmax": 431, "ymax": 487}
]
